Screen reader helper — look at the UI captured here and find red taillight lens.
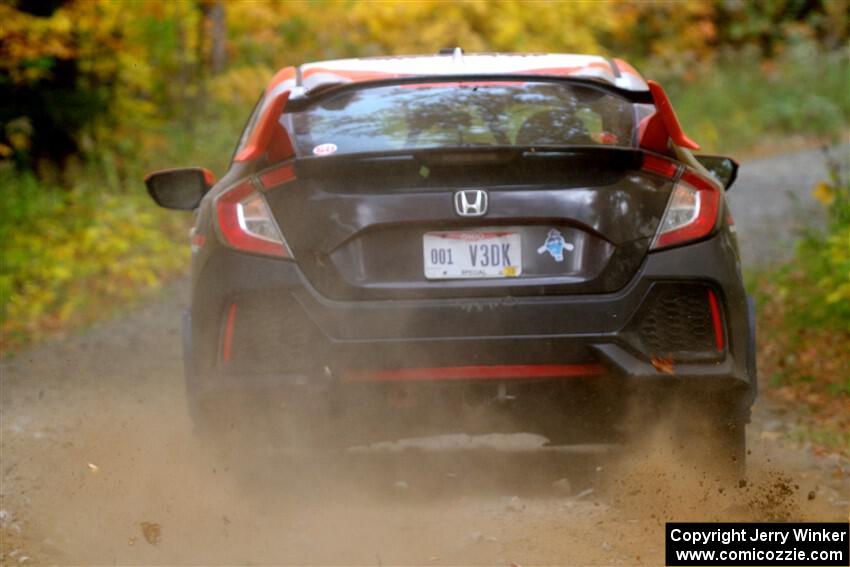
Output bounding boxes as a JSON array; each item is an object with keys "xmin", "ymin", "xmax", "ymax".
[
  {"xmin": 215, "ymin": 181, "xmax": 293, "ymax": 258},
  {"xmin": 651, "ymin": 171, "xmax": 721, "ymax": 250}
]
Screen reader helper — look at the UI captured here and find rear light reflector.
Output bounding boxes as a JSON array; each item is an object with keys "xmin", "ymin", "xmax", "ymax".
[
  {"xmin": 707, "ymin": 289, "xmax": 725, "ymax": 352},
  {"xmin": 651, "ymin": 171, "xmax": 721, "ymax": 250},
  {"xmin": 221, "ymin": 303, "xmax": 237, "ymax": 364},
  {"xmin": 215, "ymin": 181, "xmax": 293, "ymax": 258},
  {"xmin": 341, "ymin": 363, "xmax": 606, "ymax": 383},
  {"xmin": 642, "ymin": 154, "xmax": 679, "ymax": 178},
  {"xmin": 259, "ymin": 163, "xmax": 296, "ymax": 190},
  {"xmin": 190, "ymin": 232, "xmax": 206, "ymax": 251}
]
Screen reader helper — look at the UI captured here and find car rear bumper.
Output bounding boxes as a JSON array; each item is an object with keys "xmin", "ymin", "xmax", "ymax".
[{"xmin": 187, "ymin": 231, "xmax": 756, "ymax": 415}]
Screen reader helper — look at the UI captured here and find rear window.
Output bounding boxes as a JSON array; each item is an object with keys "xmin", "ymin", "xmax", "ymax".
[{"xmin": 290, "ymin": 82, "xmax": 637, "ymax": 157}]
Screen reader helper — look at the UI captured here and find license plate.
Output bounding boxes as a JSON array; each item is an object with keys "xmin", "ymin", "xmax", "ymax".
[{"xmin": 423, "ymin": 231, "xmax": 522, "ymax": 279}]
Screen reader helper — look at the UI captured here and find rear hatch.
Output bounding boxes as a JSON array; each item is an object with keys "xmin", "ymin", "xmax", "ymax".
[
  {"xmin": 264, "ymin": 147, "xmax": 674, "ymax": 300},
  {"xmin": 263, "ymin": 79, "xmax": 672, "ymax": 300}
]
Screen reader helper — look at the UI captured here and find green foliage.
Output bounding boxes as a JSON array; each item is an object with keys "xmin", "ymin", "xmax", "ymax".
[
  {"xmin": 790, "ymin": 426, "xmax": 850, "ymax": 457},
  {"xmin": 753, "ymin": 156, "xmax": 850, "ymax": 392},
  {"xmin": 752, "ymin": 162, "xmax": 850, "ymax": 450},
  {"xmin": 0, "ymin": 113, "xmax": 242, "ymax": 351},
  {"xmin": 0, "ymin": 165, "xmax": 189, "ymax": 349},
  {"xmin": 795, "ymin": 155, "xmax": 850, "ymax": 329},
  {"xmin": 752, "ymin": 167, "xmax": 849, "ymax": 391},
  {"xmin": 763, "ymin": 152, "xmax": 850, "ymax": 333},
  {"xmin": 664, "ymin": 42, "xmax": 849, "ymax": 153}
]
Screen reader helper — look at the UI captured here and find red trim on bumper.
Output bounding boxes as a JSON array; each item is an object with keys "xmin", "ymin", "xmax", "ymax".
[
  {"xmin": 341, "ymin": 363, "xmax": 605, "ymax": 383},
  {"xmin": 221, "ymin": 303, "xmax": 237, "ymax": 364},
  {"xmin": 707, "ymin": 289, "xmax": 725, "ymax": 352}
]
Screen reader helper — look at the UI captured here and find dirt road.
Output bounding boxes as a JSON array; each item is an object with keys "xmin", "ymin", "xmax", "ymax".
[{"xmin": 2, "ymin": 148, "xmax": 848, "ymax": 565}]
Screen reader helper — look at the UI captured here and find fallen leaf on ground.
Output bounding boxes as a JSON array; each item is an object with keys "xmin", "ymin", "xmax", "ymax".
[
  {"xmin": 651, "ymin": 356, "xmax": 674, "ymax": 375},
  {"xmin": 140, "ymin": 522, "xmax": 161, "ymax": 545}
]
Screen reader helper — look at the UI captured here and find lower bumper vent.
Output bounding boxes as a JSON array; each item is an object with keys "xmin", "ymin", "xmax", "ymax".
[
  {"xmin": 632, "ymin": 283, "xmax": 722, "ymax": 358},
  {"xmin": 223, "ymin": 294, "xmax": 323, "ymax": 374}
]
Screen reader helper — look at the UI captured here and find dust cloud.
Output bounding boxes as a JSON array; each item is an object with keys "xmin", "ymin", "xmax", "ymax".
[
  {"xmin": 5, "ymin": 391, "xmax": 840, "ymax": 565},
  {"xmin": 1, "ymin": 284, "xmax": 847, "ymax": 564}
]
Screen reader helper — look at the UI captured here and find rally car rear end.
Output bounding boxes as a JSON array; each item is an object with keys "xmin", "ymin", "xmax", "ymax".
[
  {"xmin": 146, "ymin": 53, "xmax": 756, "ymax": 473},
  {"xmin": 187, "ymin": 153, "xmax": 753, "ymax": 451}
]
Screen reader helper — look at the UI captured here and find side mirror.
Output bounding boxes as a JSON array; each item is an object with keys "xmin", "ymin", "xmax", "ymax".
[
  {"xmin": 144, "ymin": 167, "xmax": 215, "ymax": 210},
  {"xmin": 695, "ymin": 155, "xmax": 738, "ymax": 190}
]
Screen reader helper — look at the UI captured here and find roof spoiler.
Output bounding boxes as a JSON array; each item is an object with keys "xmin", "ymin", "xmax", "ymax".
[
  {"xmin": 638, "ymin": 80, "xmax": 700, "ymax": 153},
  {"xmin": 235, "ymin": 76, "xmax": 700, "ymax": 165}
]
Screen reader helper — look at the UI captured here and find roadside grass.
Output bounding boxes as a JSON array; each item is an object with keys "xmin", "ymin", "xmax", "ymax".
[
  {"xmin": 789, "ymin": 427, "xmax": 850, "ymax": 458},
  {"xmin": 750, "ymin": 157, "xmax": 850, "ymax": 457}
]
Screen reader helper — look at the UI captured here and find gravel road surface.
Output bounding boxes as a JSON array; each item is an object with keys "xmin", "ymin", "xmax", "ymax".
[
  {"xmin": 2, "ymin": 148, "xmax": 848, "ymax": 565},
  {"xmin": 728, "ymin": 143, "xmax": 848, "ymax": 266}
]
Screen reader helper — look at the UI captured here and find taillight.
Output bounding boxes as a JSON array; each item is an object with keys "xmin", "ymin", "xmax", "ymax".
[
  {"xmin": 651, "ymin": 171, "xmax": 721, "ymax": 250},
  {"xmin": 215, "ymin": 180, "xmax": 293, "ymax": 258}
]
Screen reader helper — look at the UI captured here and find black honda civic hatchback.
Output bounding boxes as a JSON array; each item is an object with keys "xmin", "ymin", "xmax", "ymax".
[{"xmin": 146, "ymin": 52, "xmax": 756, "ymax": 474}]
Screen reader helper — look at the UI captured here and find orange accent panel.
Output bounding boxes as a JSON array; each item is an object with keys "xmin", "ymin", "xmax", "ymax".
[
  {"xmin": 201, "ymin": 168, "xmax": 216, "ymax": 186},
  {"xmin": 612, "ymin": 58, "xmax": 642, "ymax": 78},
  {"xmin": 645, "ymin": 80, "xmax": 700, "ymax": 150},
  {"xmin": 233, "ymin": 91, "xmax": 292, "ymax": 162},
  {"xmin": 266, "ymin": 66, "xmax": 297, "ymax": 93}
]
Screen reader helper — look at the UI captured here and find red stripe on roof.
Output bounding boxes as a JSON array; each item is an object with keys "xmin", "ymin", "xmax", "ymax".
[
  {"xmin": 266, "ymin": 66, "xmax": 297, "ymax": 93},
  {"xmin": 302, "ymin": 67, "xmax": 409, "ymax": 83},
  {"xmin": 612, "ymin": 58, "xmax": 641, "ymax": 77},
  {"xmin": 513, "ymin": 62, "xmax": 611, "ymax": 77}
]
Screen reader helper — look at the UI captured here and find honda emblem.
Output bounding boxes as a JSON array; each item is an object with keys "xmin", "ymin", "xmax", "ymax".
[{"xmin": 454, "ymin": 190, "xmax": 488, "ymax": 217}]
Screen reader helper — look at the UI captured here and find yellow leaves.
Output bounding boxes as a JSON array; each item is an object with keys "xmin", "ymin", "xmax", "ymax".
[
  {"xmin": 818, "ymin": 228, "xmax": 850, "ymax": 307},
  {"xmin": 1, "ymin": 182, "xmax": 190, "ymax": 352},
  {"xmin": 813, "ymin": 180, "xmax": 836, "ymax": 206},
  {"xmin": 209, "ymin": 65, "xmax": 273, "ymax": 108},
  {"xmin": 338, "ymin": 0, "xmax": 611, "ymax": 57},
  {"xmin": 606, "ymin": 0, "xmax": 720, "ymax": 73},
  {"xmin": 222, "ymin": 0, "xmax": 614, "ymax": 71},
  {"xmin": 2, "ymin": 116, "xmax": 33, "ymax": 157},
  {"xmin": 0, "ymin": 4, "xmax": 77, "ymax": 82}
]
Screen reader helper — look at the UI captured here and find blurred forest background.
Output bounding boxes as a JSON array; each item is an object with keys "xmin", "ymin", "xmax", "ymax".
[{"xmin": 1, "ymin": 0, "xmax": 848, "ymax": 448}]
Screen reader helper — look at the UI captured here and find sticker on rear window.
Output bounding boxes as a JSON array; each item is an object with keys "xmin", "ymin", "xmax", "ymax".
[
  {"xmin": 537, "ymin": 229, "xmax": 574, "ymax": 262},
  {"xmin": 312, "ymin": 143, "xmax": 338, "ymax": 156}
]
